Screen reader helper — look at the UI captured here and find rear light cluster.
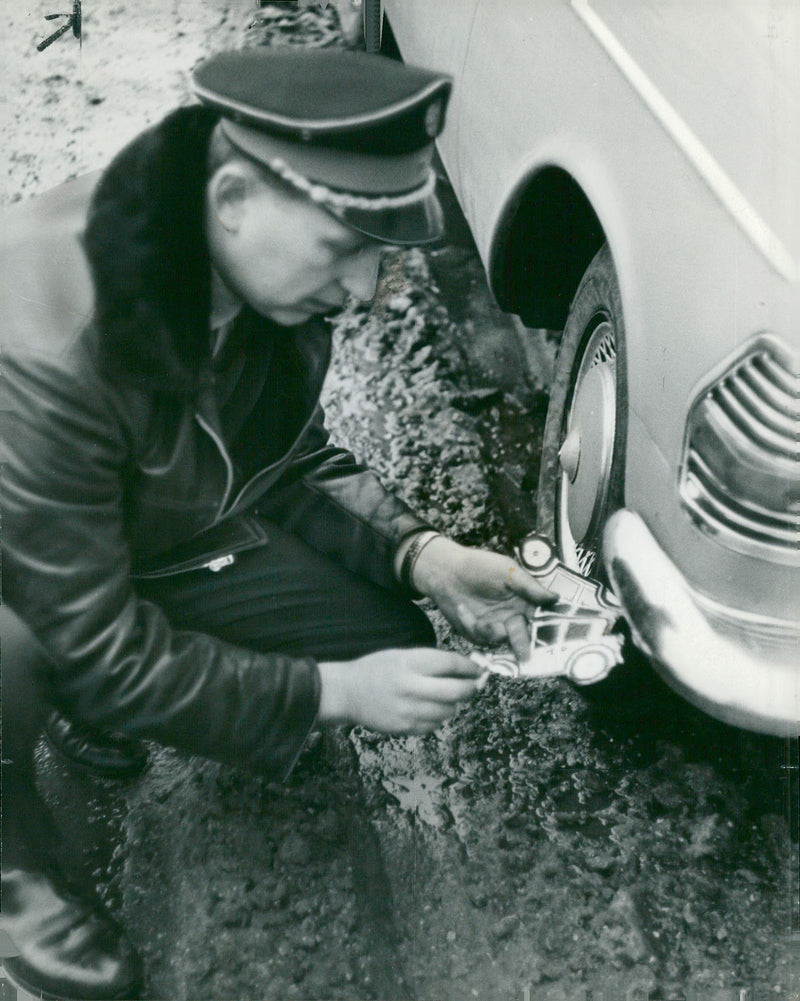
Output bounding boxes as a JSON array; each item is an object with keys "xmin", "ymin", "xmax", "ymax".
[{"xmin": 680, "ymin": 336, "xmax": 798, "ymax": 563}]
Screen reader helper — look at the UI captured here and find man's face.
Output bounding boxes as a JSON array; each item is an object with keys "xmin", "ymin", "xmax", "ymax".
[{"xmin": 208, "ymin": 165, "xmax": 385, "ymax": 326}]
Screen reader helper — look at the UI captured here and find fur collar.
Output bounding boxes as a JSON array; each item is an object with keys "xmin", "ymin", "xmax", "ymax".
[{"xmin": 83, "ymin": 106, "xmax": 221, "ymax": 392}]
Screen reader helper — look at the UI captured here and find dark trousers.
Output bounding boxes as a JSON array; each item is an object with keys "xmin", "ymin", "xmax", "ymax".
[{"xmin": 1, "ymin": 517, "xmax": 434, "ymax": 872}]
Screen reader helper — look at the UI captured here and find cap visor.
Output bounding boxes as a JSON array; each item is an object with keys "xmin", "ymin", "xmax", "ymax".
[{"xmin": 326, "ymin": 190, "xmax": 445, "ymax": 246}]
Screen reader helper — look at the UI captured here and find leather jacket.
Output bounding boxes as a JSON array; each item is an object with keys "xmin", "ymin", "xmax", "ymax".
[{"xmin": 0, "ymin": 109, "xmax": 428, "ymax": 779}]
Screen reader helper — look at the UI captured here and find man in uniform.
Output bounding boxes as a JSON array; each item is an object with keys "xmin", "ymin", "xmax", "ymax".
[{"xmin": 0, "ymin": 48, "xmax": 553, "ymax": 1000}]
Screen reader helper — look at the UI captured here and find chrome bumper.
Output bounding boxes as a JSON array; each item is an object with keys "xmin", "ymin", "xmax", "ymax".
[{"xmin": 603, "ymin": 510, "xmax": 800, "ymax": 736}]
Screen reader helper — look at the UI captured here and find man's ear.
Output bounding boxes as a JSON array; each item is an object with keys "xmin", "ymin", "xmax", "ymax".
[{"xmin": 207, "ymin": 163, "xmax": 251, "ymax": 234}]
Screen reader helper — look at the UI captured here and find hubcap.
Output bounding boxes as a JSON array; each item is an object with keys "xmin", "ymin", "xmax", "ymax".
[
  {"xmin": 557, "ymin": 321, "xmax": 616, "ymax": 575},
  {"xmin": 558, "ymin": 428, "xmax": 581, "ymax": 482}
]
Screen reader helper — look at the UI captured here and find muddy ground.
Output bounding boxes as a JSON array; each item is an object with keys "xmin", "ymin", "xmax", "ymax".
[{"xmin": 2, "ymin": 3, "xmax": 798, "ymax": 999}]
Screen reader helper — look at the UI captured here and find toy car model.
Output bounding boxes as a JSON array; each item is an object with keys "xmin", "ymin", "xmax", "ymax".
[
  {"xmin": 472, "ymin": 534, "xmax": 625, "ymax": 686},
  {"xmin": 369, "ymin": 0, "xmax": 799, "ymax": 734}
]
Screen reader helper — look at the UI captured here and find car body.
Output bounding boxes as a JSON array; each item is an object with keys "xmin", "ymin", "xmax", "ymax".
[{"xmin": 378, "ymin": 0, "xmax": 799, "ymax": 734}]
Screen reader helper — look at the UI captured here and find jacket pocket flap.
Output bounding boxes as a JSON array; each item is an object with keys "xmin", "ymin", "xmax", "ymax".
[{"xmin": 132, "ymin": 514, "xmax": 269, "ymax": 579}]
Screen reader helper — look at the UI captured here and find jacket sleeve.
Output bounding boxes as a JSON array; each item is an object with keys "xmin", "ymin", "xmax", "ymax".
[
  {"xmin": 258, "ymin": 404, "xmax": 434, "ymax": 594},
  {"xmin": 0, "ymin": 351, "xmax": 319, "ymax": 779}
]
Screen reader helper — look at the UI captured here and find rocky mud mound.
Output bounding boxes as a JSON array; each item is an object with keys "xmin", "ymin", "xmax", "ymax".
[{"xmin": 6, "ymin": 3, "xmax": 798, "ymax": 999}]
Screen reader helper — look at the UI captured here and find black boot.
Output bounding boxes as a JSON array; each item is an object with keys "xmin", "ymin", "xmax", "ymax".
[
  {"xmin": 0, "ymin": 606, "xmax": 144, "ymax": 999},
  {"xmin": 1, "ymin": 868, "xmax": 143, "ymax": 1001},
  {"xmin": 43, "ymin": 710, "xmax": 149, "ymax": 779}
]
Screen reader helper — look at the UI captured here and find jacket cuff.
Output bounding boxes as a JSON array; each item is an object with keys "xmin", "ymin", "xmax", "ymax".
[
  {"xmin": 279, "ymin": 670, "xmax": 322, "ymax": 782},
  {"xmin": 253, "ymin": 656, "xmax": 322, "ymax": 781}
]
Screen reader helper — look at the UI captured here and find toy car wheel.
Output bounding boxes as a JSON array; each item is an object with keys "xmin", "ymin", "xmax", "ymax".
[
  {"xmin": 536, "ymin": 244, "xmax": 627, "ymax": 581},
  {"xmin": 362, "ymin": 0, "xmax": 383, "ymax": 52}
]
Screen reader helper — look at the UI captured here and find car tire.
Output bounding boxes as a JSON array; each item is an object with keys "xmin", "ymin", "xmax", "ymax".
[
  {"xmin": 535, "ymin": 244, "xmax": 681, "ymax": 721},
  {"xmin": 536, "ymin": 243, "xmax": 626, "ymax": 581},
  {"xmin": 362, "ymin": 0, "xmax": 383, "ymax": 52}
]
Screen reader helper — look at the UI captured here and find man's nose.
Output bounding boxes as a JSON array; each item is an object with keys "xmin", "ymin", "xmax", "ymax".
[{"xmin": 340, "ymin": 247, "xmax": 382, "ymax": 302}]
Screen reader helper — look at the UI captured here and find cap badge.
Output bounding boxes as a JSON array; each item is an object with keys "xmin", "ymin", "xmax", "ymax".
[{"xmin": 424, "ymin": 101, "xmax": 442, "ymax": 138}]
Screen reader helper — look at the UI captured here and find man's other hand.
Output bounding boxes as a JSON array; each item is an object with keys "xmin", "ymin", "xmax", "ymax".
[{"xmin": 317, "ymin": 648, "xmax": 485, "ymax": 734}]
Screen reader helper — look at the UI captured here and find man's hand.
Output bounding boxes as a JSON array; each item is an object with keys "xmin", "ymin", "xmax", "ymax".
[
  {"xmin": 410, "ymin": 536, "xmax": 557, "ymax": 662},
  {"xmin": 317, "ymin": 648, "xmax": 485, "ymax": 735}
]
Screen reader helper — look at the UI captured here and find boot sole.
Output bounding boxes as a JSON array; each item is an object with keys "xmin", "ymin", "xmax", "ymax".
[
  {"xmin": 42, "ymin": 729, "xmax": 149, "ymax": 781},
  {"xmin": 2, "ymin": 958, "xmax": 143, "ymax": 1001}
]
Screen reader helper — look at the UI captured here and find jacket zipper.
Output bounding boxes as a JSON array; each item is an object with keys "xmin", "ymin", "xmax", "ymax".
[
  {"xmin": 194, "ymin": 341, "xmax": 328, "ymax": 523},
  {"xmin": 222, "ymin": 404, "xmax": 323, "ymax": 518},
  {"xmin": 195, "ymin": 412, "xmax": 234, "ymax": 522}
]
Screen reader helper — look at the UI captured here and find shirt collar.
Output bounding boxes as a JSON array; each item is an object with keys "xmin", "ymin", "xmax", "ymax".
[
  {"xmin": 209, "ymin": 267, "xmax": 243, "ymax": 333},
  {"xmin": 209, "ymin": 268, "xmax": 243, "ymax": 359}
]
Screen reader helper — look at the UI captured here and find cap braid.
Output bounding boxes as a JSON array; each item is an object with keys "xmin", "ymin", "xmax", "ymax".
[{"xmin": 264, "ymin": 156, "xmax": 437, "ymax": 212}]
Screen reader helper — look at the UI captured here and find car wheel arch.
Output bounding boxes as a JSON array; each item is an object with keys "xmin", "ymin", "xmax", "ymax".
[{"xmin": 487, "ymin": 165, "xmax": 607, "ymax": 331}]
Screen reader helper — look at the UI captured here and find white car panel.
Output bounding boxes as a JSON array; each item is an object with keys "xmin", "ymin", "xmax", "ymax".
[{"xmin": 383, "ymin": 0, "xmax": 800, "ymax": 730}]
